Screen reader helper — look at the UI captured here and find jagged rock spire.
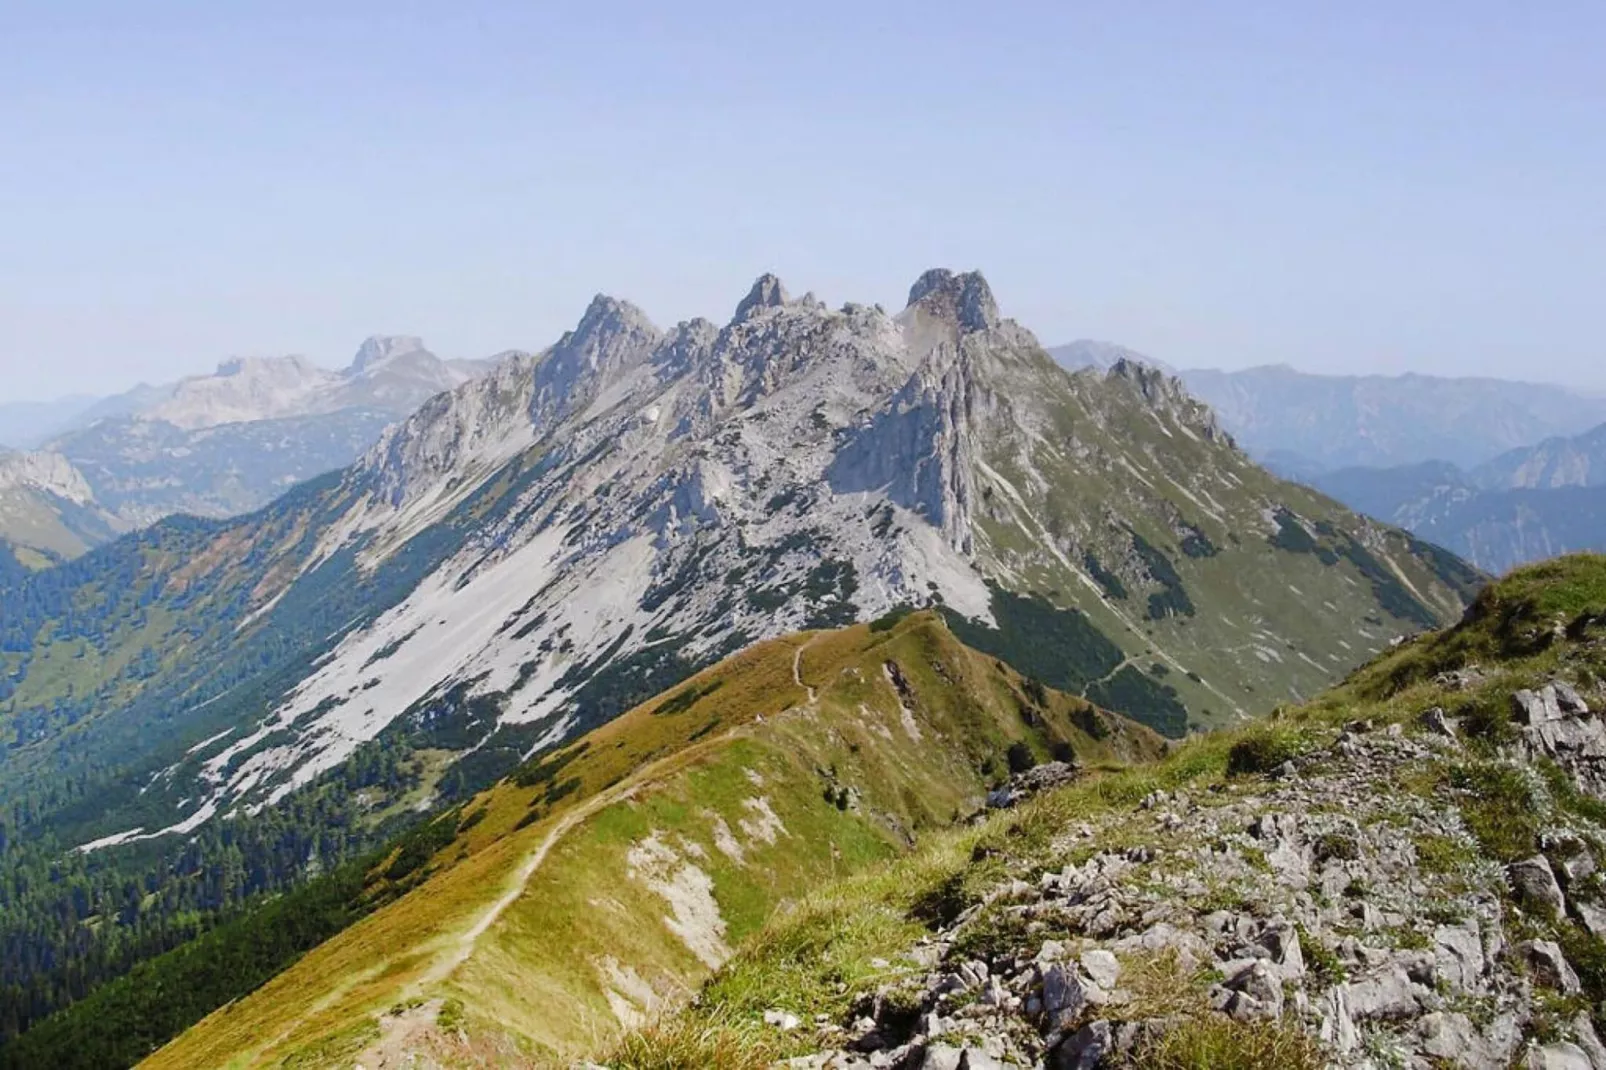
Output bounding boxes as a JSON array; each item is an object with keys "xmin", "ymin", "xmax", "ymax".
[
  {"xmin": 905, "ymin": 269, "xmax": 999, "ymax": 333},
  {"xmin": 733, "ymin": 273, "xmax": 790, "ymax": 323}
]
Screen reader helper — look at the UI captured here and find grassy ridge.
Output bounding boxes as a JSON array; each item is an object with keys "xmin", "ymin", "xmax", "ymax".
[{"xmin": 145, "ymin": 612, "xmax": 1161, "ymax": 1068}]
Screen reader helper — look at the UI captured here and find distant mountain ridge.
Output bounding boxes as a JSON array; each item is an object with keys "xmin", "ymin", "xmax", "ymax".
[
  {"xmin": 1047, "ymin": 339, "xmax": 1179, "ymax": 376},
  {"xmin": 0, "ymin": 338, "xmax": 510, "ymax": 563},
  {"xmin": 1311, "ymin": 420, "xmax": 1606, "ymax": 573},
  {"xmin": 1177, "ymin": 364, "xmax": 1606, "ymax": 472},
  {"xmin": 1046, "ymin": 342, "xmax": 1606, "ymax": 573},
  {"xmin": 128, "ymin": 336, "xmax": 494, "ymax": 431},
  {"xmin": 1049, "ymin": 344, "xmax": 1606, "ymax": 473},
  {"xmin": 0, "ymin": 396, "xmax": 101, "ymax": 450}
]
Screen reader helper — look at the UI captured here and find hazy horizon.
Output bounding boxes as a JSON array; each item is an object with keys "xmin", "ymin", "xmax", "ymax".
[
  {"xmin": 7, "ymin": 324, "xmax": 1605, "ymax": 410},
  {"xmin": 3, "ymin": 2, "xmax": 1602, "ymax": 404}
]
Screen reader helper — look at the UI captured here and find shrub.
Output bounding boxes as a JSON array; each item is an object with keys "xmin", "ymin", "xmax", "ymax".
[
  {"xmin": 436, "ymin": 997, "xmax": 466, "ymax": 1032},
  {"xmin": 1225, "ymin": 729, "xmax": 1304, "ymax": 777}
]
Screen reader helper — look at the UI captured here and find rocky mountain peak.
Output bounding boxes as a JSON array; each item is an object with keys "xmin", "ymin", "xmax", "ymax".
[
  {"xmin": 905, "ymin": 268, "xmax": 1000, "ymax": 333},
  {"xmin": 1108, "ymin": 357, "xmax": 1230, "ymax": 444},
  {"xmin": 563, "ymin": 295, "xmax": 662, "ymax": 369},
  {"xmin": 732, "ymin": 273, "xmax": 791, "ymax": 323},
  {"xmin": 349, "ymin": 336, "xmax": 428, "ymax": 375}
]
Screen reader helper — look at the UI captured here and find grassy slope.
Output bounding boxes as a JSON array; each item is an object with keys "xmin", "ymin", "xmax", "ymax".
[
  {"xmin": 608, "ymin": 553, "xmax": 1606, "ymax": 1069},
  {"xmin": 973, "ymin": 352, "xmax": 1483, "ymax": 730},
  {"xmin": 147, "ymin": 612, "xmax": 1163, "ymax": 1068}
]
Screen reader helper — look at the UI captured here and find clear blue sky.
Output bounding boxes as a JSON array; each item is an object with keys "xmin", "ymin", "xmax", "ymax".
[{"xmin": 1, "ymin": 1, "xmax": 1601, "ymax": 401}]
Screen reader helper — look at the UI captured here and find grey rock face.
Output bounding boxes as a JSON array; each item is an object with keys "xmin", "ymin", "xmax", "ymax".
[
  {"xmin": 826, "ymin": 348, "xmax": 979, "ymax": 554},
  {"xmin": 1514, "ymin": 687, "xmax": 1567, "ymax": 725},
  {"xmin": 1509, "ymin": 856, "xmax": 1568, "ymax": 915},
  {"xmin": 733, "ymin": 273, "xmax": 791, "ymax": 322},
  {"xmin": 906, "ymin": 269, "xmax": 1000, "ymax": 333}
]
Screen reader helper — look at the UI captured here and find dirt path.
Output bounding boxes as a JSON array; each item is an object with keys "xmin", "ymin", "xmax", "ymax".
[
  {"xmin": 793, "ymin": 638, "xmax": 818, "ymax": 704},
  {"xmin": 353, "ymin": 669, "xmax": 802, "ymax": 1065},
  {"xmin": 422, "ymin": 782, "xmax": 640, "ymax": 986},
  {"xmin": 351, "ymin": 782, "xmax": 645, "ymax": 1067}
]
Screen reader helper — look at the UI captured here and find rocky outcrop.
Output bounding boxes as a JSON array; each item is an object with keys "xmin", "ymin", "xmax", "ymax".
[
  {"xmin": 1511, "ymin": 683, "xmax": 1606, "ymax": 796},
  {"xmin": 775, "ymin": 689, "xmax": 1606, "ymax": 1070},
  {"xmin": 906, "ymin": 270, "xmax": 1000, "ymax": 334}
]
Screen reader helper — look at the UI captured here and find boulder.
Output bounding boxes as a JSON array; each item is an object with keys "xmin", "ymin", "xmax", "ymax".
[
  {"xmin": 1574, "ymin": 1014, "xmax": 1606, "ymax": 1069},
  {"xmin": 1510, "ymin": 855, "xmax": 1568, "ymax": 916},
  {"xmin": 1258, "ymin": 918, "xmax": 1306, "ymax": 980},
  {"xmin": 1051, "ymin": 1020, "xmax": 1112, "ymax": 1070},
  {"xmin": 1555, "ymin": 848, "xmax": 1597, "ymax": 889},
  {"xmin": 957, "ymin": 1052, "xmax": 1015, "ymax": 1070},
  {"xmin": 1041, "ymin": 964, "xmax": 1092, "ymax": 1029},
  {"xmin": 1433, "ymin": 920, "xmax": 1486, "ymax": 992},
  {"xmin": 1079, "ymin": 949, "xmax": 1121, "ymax": 990},
  {"xmin": 1420, "ymin": 706, "xmax": 1457, "ymax": 737},
  {"xmin": 1575, "ymin": 900, "xmax": 1606, "ymax": 938},
  {"xmin": 1416, "ymin": 1011, "xmax": 1511, "ymax": 1069},
  {"xmin": 1556, "ymin": 682, "xmax": 1592, "ymax": 716},
  {"xmin": 1215, "ymin": 960, "xmax": 1285, "ymax": 1021},
  {"xmin": 1525, "ymin": 1041, "xmax": 1594, "ymax": 1070},
  {"xmin": 1515, "ymin": 939, "xmax": 1582, "ymax": 994},
  {"xmin": 1340, "ymin": 967, "xmax": 1421, "ymax": 1020}
]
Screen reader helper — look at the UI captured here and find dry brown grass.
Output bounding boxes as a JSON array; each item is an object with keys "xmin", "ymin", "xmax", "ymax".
[{"xmin": 1123, "ymin": 1017, "xmax": 1327, "ymax": 1070}]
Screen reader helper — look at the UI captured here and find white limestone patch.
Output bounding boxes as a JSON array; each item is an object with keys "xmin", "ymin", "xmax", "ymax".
[
  {"xmin": 596, "ymin": 955, "xmax": 666, "ymax": 1029},
  {"xmin": 708, "ymin": 813, "xmax": 745, "ymax": 864},
  {"xmin": 202, "ymin": 525, "xmax": 573, "ymax": 808},
  {"xmin": 739, "ymin": 796, "xmax": 788, "ymax": 846},
  {"xmin": 626, "ymin": 832, "xmax": 731, "ymax": 969}
]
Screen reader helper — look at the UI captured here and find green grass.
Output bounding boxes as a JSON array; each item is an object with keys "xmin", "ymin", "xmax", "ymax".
[
  {"xmin": 1225, "ymin": 723, "xmax": 1309, "ymax": 777},
  {"xmin": 1447, "ymin": 762, "xmax": 1544, "ymax": 862}
]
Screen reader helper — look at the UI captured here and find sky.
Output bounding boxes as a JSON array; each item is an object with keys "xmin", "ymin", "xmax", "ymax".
[{"xmin": 1, "ymin": 1, "xmax": 1602, "ymax": 403}]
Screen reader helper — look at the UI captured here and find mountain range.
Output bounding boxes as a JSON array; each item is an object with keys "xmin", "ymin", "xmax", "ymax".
[
  {"xmin": 0, "ymin": 271, "xmax": 1481, "ymax": 1059},
  {"xmin": 1309, "ymin": 422, "xmax": 1606, "ymax": 574},
  {"xmin": 0, "ymin": 338, "xmax": 505, "ymax": 567},
  {"xmin": 1050, "ymin": 344, "xmax": 1606, "ymax": 474}
]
